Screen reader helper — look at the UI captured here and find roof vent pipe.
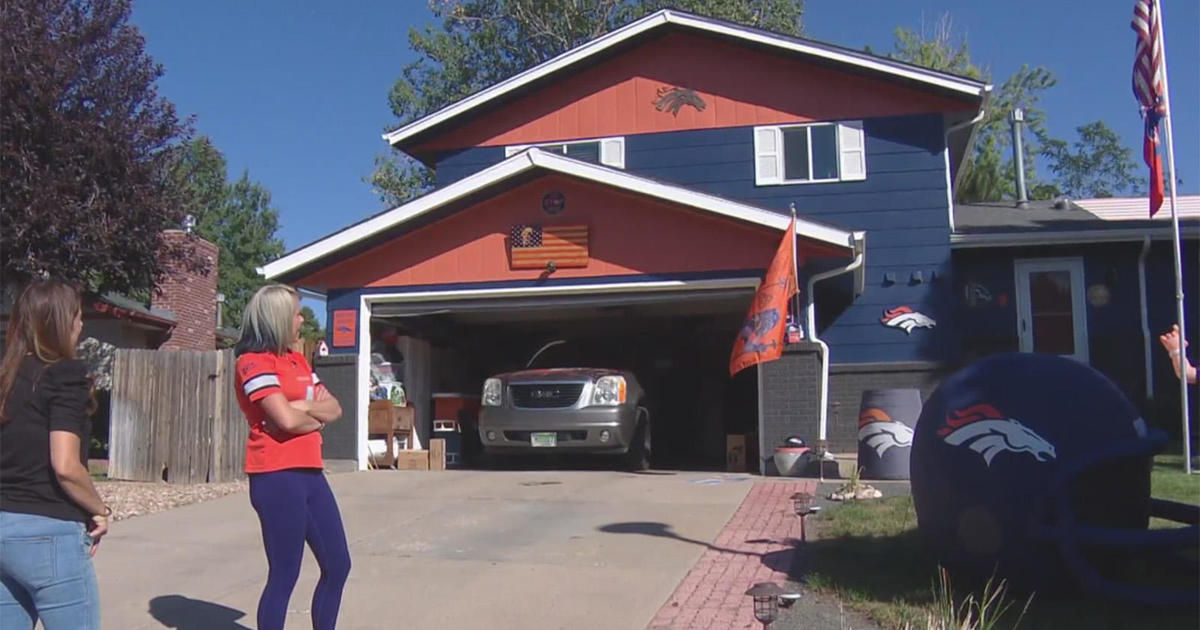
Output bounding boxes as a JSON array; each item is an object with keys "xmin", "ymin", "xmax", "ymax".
[{"xmin": 1010, "ymin": 108, "xmax": 1029, "ymax": 208}]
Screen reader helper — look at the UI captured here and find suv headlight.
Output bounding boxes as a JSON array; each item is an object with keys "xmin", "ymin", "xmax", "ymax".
[
  {"xmin": 591, "ymin": 375, "xmax": 627, "ymax": 406},
  {"xmin": 482, "ymin": 378, "xmax": 503, "ymax": 407}
]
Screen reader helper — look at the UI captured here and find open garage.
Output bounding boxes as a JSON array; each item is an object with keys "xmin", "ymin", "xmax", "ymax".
[
  {"xmin": 367, "ymin": 280, "xmax": 762, "ymax": 470},
  {"xmin": 261, "ymin": 150, "xmax": 859, "ymax": 472}
]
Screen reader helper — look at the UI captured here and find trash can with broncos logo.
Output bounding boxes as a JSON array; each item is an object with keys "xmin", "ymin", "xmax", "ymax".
[{"xmin": 856, "ymin": 389, "xmax": 922, "ymax": 480}]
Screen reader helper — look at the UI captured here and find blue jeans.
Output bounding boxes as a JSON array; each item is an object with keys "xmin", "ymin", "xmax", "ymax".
[{"xmin": 0, "ymin": 511, "xmax": 99, "ymax": 630}]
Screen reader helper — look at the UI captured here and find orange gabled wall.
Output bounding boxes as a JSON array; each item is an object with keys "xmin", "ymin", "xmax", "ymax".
[
  {"xmin": 296, "ymin": 174, "xmax": 840, "ymax": 290},
  {"xmin": 410, "ymin": 32, "xmax": 975, "ymax": 155}
]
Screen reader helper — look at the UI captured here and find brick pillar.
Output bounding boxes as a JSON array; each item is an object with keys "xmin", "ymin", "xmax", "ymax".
[
  {"xmin": 759, "ymin": 342, "xmax": 823, "ymax": 475},
  {"xmin": 152, "ymin": 231, "xmax": 218, "ymax": 351}
]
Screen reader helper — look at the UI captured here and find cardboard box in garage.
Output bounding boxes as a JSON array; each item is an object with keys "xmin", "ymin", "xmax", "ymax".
[
  {"xmin": 726, "ymin": 434, "xmax": 759, "ymax": 473},
  {"xmin": 395, "ymin": 450, "xmax": 430, "ymax": 471},
  {"xmin": 727, "ymin": 435, "xmax": 746, "ymax": 472}
]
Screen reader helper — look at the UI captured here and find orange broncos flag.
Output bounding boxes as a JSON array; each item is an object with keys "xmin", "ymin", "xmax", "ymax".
[{"xmin": 730, "ymin": 217, "xmax": 798, "ymax": 376}]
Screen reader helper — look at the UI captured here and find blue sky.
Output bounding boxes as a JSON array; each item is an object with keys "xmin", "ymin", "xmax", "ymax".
[{"xmin": 130, "ymin": 1, "xmax": 1198, "ymax": 322}]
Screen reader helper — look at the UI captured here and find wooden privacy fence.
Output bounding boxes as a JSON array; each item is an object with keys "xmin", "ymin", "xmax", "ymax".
[{"xmin": 109, "ymin": 349, "xmax": 247, "ymax": 484}]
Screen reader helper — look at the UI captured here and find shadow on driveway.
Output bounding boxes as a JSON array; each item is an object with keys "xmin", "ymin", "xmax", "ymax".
[
  {"xmin": 599, "ymin": 521, "xmax": 797, "ymax": 573},
  {"xmin": 148, "ymin": 595, "xmax": 252, "ymax": 630}
]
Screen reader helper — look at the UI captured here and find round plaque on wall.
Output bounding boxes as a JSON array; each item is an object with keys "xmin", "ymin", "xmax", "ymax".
[
  {"xmin": 1087, "ymin": 284, "xmax": 1111, "ymax": 308},
  {"xmin": 542, "ymin": 191, "xmax": 566, "ymax": 215}
]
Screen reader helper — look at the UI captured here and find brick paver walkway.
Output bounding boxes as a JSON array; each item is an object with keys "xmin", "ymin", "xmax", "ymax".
[{"xmin": 648, "ymin": 480, "xmax": 817, "ymax": 629}]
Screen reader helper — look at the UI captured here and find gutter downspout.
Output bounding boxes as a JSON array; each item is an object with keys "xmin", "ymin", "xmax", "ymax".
[
  {"xmin": 944, "ymin": 100, "xmax": 988, "ymax": 232},
  {"xmin": 946, "ymin": 96, "xmax": 989, "ymax": 182},
  {"xmin": 1139, "ymin": 236, "xmax": 1154, "ymax": 401},
  {"xmin": 805, "ymin": 235, "xmax": 866, "ymax": 459}
]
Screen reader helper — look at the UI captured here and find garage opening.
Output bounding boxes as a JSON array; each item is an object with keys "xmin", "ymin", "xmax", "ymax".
[{"xmin": 367, "ymin": 286, "xmax": 761, "ymax": 471}]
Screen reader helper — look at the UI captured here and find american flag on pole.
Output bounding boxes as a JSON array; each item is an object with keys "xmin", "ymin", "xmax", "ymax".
[
  {"xmin": 1132, "ymin": 0, "xmax": 1165, "ymax": 216},
  {"xmin": 509, "ymin": 224, "xmax": 589, "ymax": 269}
]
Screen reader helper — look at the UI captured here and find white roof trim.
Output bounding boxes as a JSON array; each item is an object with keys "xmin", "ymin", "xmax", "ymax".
[
  {"xmin": 260, "ymin": 148, "xmax": 856, "ymax": 280},
  {"xmin": 1073, "ymin": 195, "xmax": 1200, "ymax": 221},
  {"xmin": 361, "ymin": 277, "xmax": 761, "ymax": 306},
  {"xmin": 950, "ymin": 226, "xmax": 1200, "ymax": 248},
  {"xmin": 382, "ymin": 9, "xmax": 990, "ymax": 147}
]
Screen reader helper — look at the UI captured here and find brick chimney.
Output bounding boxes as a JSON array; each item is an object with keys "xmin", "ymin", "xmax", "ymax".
[{"xmin": 152, "ymin": 230, "xmax": 219, "ymax": 351}]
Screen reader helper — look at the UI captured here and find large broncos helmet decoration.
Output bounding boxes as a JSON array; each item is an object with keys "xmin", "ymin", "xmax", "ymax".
[{"xmin": 911, "ymin": 353, "xmax": 1198, "ymax": 606}]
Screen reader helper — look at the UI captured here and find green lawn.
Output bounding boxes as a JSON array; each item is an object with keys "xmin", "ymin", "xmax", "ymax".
[
  {"xmin": 803, "ymin": 455, "xmax": 1199, "ymax": 630},
  {"xmin": 1152, "ymin": 454, "xmax": 1200, "ymax": 500}
]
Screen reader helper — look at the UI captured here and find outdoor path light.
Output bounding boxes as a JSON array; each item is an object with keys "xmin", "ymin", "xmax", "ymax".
[
  {"xmin": 746, "ymin": 581, "xmax": 785, "ymax": 628},
  {"xmin": 791, "ymin": 491, "xmax": 821, "ymax": 542}
]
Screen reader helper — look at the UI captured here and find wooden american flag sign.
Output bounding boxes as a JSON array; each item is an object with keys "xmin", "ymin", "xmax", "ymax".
[{"xmin": 509, "ymin": 224, "xmax": 589, "ymax": 269}]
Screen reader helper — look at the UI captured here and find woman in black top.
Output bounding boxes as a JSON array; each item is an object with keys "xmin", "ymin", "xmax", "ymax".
[{"xmin": 0, "ymin": 280, "xmax": 112, "ymax": 630}]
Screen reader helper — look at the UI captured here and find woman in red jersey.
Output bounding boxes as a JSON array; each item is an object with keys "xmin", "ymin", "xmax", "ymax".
[{"xmin": 233, "ymin": 284, "xmax": 349, "ymax": 630}]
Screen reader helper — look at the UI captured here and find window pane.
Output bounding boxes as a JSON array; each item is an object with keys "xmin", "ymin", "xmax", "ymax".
[
  {"xmin": 1028, "ymin": 270, "xmax": 1075, "ymax": 355},
  {"xmin": 782, "ymin": 128, "xmax": 810, "ymax": 181},
  {"xmin": 755, "ymin": 127, "xmax": 777, "ymax": 152},
  {"xmin": 564, "ymin": 141, "xmax": 600, "ymax": 164},
  {"xmin": 757, "ymin": 156, "xmax": 778, "ymax": 179},
  {"xmin": 811, "ymin": 124, "xmax": 839, "ymax": 180}
]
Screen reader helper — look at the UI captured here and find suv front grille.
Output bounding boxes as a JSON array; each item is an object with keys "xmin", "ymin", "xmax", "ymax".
[{"xmin": 509, "ymin": 383, "xmax": 585, "ymax": 409}]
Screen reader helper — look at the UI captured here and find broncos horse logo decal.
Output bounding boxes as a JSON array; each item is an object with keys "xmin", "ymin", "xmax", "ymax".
[
  {"xmin": 654, "ymin": 86, "xmax": 707, "ymax": 116},
  {"xmin": 881, "ymin": 306, "xmax": 937, "ymax": 334},
  {"xmin": 940, "ymin": 404, "xmax": 1057, "ymax": 466},
  {"xmin": 857, "ymin": 408, "xmax": 914, "ymax": 457}
]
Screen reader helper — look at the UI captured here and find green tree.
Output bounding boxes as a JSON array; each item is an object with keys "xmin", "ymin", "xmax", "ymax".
[
  {"xmin": 299, "ymin": 306, "xmax": 323, "ymax": 344},
  {"xmin": 1040, "ymin": 121, "xmax": 1143, "ymax": 199},
  {"xmin": 169, "ymin": 137, "xmax": 284, "ymax": 327},
  {"xmin": 1, "ymin": 0, "xmax": 195, "ymax": 293},
  {"xmin": 888, "ymin": 14, "xmax": 1057, "ymax": 202},
  {"xmin": 371, "ymin": 0, "xmax": 805, "ymax": 206}
]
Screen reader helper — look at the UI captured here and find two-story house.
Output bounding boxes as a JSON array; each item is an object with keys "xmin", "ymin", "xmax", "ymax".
[{"xmin": 261, "ymin": 10, "xmax": 1195, "ymax": 472}]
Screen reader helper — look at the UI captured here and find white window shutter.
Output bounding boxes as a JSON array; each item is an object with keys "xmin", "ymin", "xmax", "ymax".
[
  {"xmin": 838, "ymin": 121, "xmax": 866, "ymax": 181},
  {"xmin": 754, "ymin": 126, "xmax": 782, "ymax": 185},
  {"xmin": 599, "ymin": 138, "xmax": 625, "ymax": 168}
]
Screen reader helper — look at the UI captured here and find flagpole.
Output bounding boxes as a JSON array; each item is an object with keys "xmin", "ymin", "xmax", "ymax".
[
  {"xmin": 789, "ymin": 203, "xmax": 800, "ymax": 329},
  {"xmin": 1154, "ymin": 0, "xmax": 1192, "ymax": 474}
]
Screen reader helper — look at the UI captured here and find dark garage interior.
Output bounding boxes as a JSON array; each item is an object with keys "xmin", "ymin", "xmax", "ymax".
[{"xmin": 369, "ymin": 289, "xmax": 761, "ymax": 471}]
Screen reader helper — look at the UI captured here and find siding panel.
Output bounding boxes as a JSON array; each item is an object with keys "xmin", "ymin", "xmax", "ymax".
[{"xmin": 422, "ymin": 113, "xmax": 954, "ymax": 364}]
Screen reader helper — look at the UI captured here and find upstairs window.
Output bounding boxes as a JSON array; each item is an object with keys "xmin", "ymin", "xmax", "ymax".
[
  {"xmin": 505, "ymin": 137, "xmax": 624, "ymax": 168},
  {"xmin": 753, "ymin": 122, "xmax": 866, "ymax": 186}
]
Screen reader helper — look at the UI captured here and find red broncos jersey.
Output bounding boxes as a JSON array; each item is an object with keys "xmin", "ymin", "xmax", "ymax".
[{"xmin": 235, "ymin": 350, "xmax": 324, "ymax": 473}]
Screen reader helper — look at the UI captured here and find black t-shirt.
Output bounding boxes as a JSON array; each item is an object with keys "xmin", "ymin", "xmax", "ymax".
[{"xmin": 0, "ymin": 356, "xmax": 92, "ymax": 522}]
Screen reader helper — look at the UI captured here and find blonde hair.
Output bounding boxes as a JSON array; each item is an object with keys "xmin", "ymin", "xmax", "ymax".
[{"xmin": 235, "ymin": 284, "xmax": 299, "ymax": 356}]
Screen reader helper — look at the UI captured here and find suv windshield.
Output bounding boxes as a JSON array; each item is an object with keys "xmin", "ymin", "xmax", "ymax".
[
  {"xmin": 525, "ymin": 340, "xmax": 567, "ymax": 369},
  {"xmin": 522, "ymin": 338, "xmax": 630, "ymax": 371}
]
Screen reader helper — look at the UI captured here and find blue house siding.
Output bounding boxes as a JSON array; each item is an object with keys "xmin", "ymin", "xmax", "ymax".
[
  {"xmin": 953, "ymin": 240, "xmax": 1198, "ymax": 436},
  {"xmin": 429, "ymin": 113, "xmax": 956, "ymax": 364},
  {"xmin": 1145, "ymin": 240, "xmax": 1199, "ymax": 437},
  {"xmin": 434, "ymin": 146, "xmax": 506, "ymax": 187},
  {"xmin": 624, "ymin": 113, "xmax": 953, "ymax": 364}
]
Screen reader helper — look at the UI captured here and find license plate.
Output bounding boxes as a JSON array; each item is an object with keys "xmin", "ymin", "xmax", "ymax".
[{"xmin": 531, "ymin": 432, "xmax": 557, "ymax": 448}]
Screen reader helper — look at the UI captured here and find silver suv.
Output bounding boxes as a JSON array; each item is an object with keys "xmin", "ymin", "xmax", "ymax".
[{"xmin": 478, "ymin": 341, "xmax": 651, "ymax": 470}]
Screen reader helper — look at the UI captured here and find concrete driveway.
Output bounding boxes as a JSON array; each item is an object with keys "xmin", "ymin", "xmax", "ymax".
[{"xmin": 95, "ymin": 469, "xmax": 755, "ymax": 629}]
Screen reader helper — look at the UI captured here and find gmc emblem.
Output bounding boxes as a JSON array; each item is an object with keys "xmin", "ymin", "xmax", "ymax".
[{"xmin": 531, "ymin": 389, "xmax": 559, "ymax": 399}]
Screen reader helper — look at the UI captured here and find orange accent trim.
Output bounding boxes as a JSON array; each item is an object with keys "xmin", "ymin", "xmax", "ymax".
[
  {"xmin": 294, "ymin": 175, "xmax": 841, "ymax": 289},
  {"xmin": 858, "ymin": 408, "xmax": 894, "ymax": 428},
  {"xmin": 937, "ymin": 404, "xmax": 1006, "ymax": 436},
  {"xmin": 411, "ymin": 32, "xmax": 975, "ymax": 155}
]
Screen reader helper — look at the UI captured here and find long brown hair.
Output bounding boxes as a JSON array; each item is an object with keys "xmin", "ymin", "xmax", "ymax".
[{"xmin": 0, "ymin": 280, "xmax": 83, "ymax": 421}]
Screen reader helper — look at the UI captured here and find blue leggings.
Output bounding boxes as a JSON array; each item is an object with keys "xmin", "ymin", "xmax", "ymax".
[{"xmin": 249, "ymin": 469, "xmax": 351, "ymax": 630}]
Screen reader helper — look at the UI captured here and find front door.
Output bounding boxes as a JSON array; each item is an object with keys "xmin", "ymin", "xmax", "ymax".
[{"xmin": 1014, "ymin": 258, "xmax": 1089, "ymax": 363}]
